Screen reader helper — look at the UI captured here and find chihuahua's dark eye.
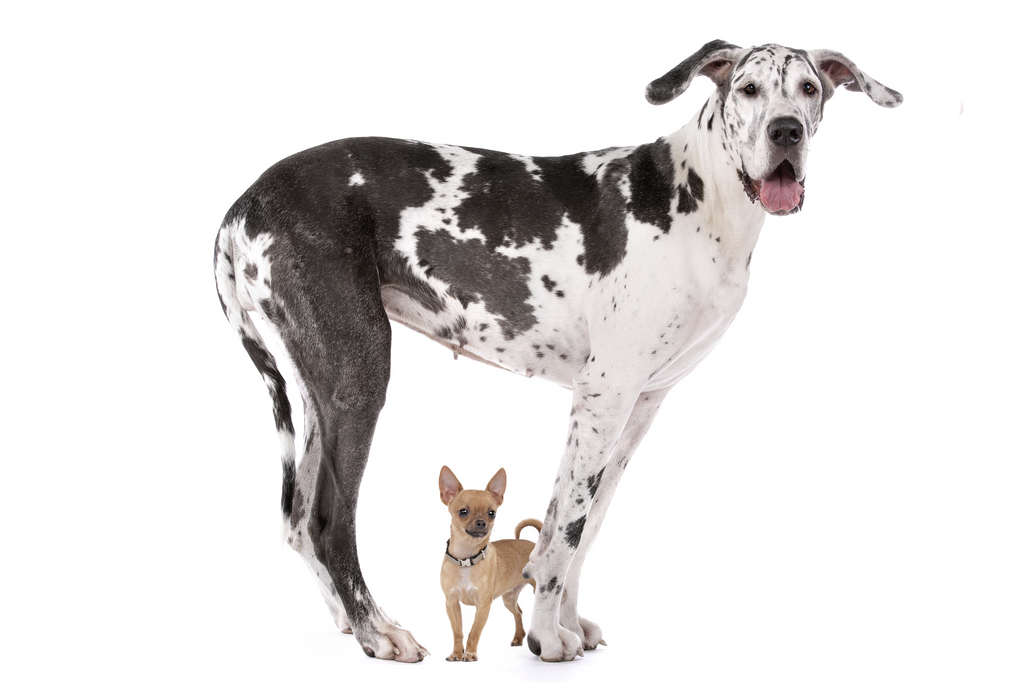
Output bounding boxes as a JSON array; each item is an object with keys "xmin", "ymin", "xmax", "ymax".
[
  {"xmin": 488, "ymin": 510, "xmax": 495, "ymax": 518},
  {"xmin": 458, "ymin": 509, "xmax": 469, "ymax": 517},
  {"xmin": 803, "ymin": 82, "xmax": 817, "ymax": 95}
]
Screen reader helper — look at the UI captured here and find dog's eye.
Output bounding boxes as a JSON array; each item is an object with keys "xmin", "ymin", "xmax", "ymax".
[
  {"xmin": 743, "ymin": 83, "xmax": 757, "ymax": 96},
  {"xmin": 458, "ymin": 509, "xmax": 469, "ymax": 517},
  {"xmin": 488, "ymin": 510, "xmax": 495, "ymax": 518},
  {"xmin": 802, "ymin": 82, "xmax": 817, "ymax": 96}
]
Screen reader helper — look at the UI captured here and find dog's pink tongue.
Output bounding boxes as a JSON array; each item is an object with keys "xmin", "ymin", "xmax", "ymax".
[{"xmin": 760, "ymin": 163, "xmax": 802, "ymax": 212}]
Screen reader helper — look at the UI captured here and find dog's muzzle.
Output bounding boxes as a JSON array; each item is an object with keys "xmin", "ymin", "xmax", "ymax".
[
  {"xmin": 747, "ymin": 117, "xmax": 807, "ymax": 215},
  {"xmin": 741, "ymin": 116, "xmax": 807, "ymax": 215}
]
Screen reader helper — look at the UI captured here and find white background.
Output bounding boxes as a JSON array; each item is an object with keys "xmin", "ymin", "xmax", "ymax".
[{"xmin": 3, "ymin": 2, "xmax": 1020, "ymax": 682}]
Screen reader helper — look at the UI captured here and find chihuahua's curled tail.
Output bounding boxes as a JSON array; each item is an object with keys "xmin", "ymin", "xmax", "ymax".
[{"xmin": 515, "ymin": 519, "xmax": 543, "ymax": 540}]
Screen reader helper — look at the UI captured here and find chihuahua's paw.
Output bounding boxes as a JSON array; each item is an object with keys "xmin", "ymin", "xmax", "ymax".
[
  {"xmin": 446, "ymin": 650, "xmax": 463, "ymax": 662},
  {"xmin": 357, "ymin": 616, "xmax": 429, "ymax": 662},
  {"xmin": 511, "ymin": 634, "xmax": 524, "ymax": 647},
  {"xmin": 461, "ymin": 652, "xmax": 478, "ymax": 662},
  {"xmin": 527, "ymin": 624, "xmax": 584, "ymax": 662}
]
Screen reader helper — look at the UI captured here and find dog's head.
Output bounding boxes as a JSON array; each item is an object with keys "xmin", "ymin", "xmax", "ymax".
[
  {"xmin": 439, "ymin": 466, "xmax": 506, "ymax": 540},
  {"xmin": 646, "ymin": 40, "xmax": 902, "ymax": 216}
]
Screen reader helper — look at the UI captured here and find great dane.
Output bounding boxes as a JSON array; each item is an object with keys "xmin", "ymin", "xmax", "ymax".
[{"xmin": 214, "ymin": 39, "xmax": 901, "ymax": 662}]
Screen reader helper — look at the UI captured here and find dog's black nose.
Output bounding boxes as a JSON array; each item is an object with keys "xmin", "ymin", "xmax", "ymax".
[
  {"xmin": 474, "ymin": 519, "xmax": 488, "ymax": 530},
  {"xmin": 768, "ymin": 117, "xmax": 804, "ymax": 148}
]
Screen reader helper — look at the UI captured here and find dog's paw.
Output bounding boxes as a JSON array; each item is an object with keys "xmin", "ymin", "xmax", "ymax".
[
  {"xmin": 357, "ymin": 616, "xmax": 429, "ymax": 662},
  {"xmin": 574, "ymin": 616, "xmax": 606, "ymax": 650},
  {"xmin": 527, "ymin": 624, "xmax": 584, "ymax": 662},
  {"xmin": 511, "ymin": 635, "xmax": 524, "ymax": 646},
  {"xmin": 559, "ymin": 599, "xmax": 605, "ymax": 650},
  {"xmin": 446, "ymin": 650, "xmax": 463, "ymax": 662},
  {"xmin": 461, "ymin": 652, "xmax": 478, "ymax": 662}
]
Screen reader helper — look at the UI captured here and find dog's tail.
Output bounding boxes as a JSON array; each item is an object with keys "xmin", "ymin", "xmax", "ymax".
[
  {"xmin": 515, "ymin": 518, "xmax": 543, "ymax": 539},
  {"xmin": 214, "ymin": 217, "xmax": 296, "ymax": 531}
]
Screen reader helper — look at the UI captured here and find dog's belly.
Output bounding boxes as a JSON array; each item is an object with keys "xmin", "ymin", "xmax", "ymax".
[
  {"xmin": 382, "ymin": 285, "xmax": 590, "ymax": 388},
  {"xmin": 381, "ymin": 229, "xmax": 752, "ymax": 394}
]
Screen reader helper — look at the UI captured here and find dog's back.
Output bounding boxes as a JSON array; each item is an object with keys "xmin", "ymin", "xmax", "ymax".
[{"xmin": 489, "ymin": 519, "xmax": 541, "ymax": 594}]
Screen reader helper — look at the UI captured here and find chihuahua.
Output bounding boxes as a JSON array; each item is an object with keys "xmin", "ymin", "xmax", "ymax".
[{"xmin": 439, "ymin": 466, "xmax": 540, "ymax": 662}]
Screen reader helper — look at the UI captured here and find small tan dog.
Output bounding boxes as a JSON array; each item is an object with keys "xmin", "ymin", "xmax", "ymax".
[{"xmin": 439, "ymin": 466, "xmax": 540, "ymax": 662}]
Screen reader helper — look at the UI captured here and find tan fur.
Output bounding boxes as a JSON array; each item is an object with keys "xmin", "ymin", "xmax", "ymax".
[{"xmin": 439, "ymin": 466, "xmax": 541, "ymax": 662}]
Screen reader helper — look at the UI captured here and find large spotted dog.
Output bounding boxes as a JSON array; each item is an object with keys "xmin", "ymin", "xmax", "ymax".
[{"xmin": 214, "ymin": 40, "xmax": 901, "ymax": 662}]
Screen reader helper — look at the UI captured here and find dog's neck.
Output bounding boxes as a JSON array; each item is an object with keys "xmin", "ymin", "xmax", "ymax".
[
  {"xmin": 446, "ymin": 530, "xmax": 491, "ymax": 562},
  {"xmin": 662, "ymin": 93, "xmax": 766, "ymax": 264},
  {"xmin": 445, "ymin": 539, "xmax": 489, "ymax": 567}
]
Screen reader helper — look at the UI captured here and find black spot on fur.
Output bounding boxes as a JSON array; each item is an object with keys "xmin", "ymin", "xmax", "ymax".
[
  {"xmin": 535, "ymin": 154, "xmax": 628, "ymax": 277},
  {"xmin": 416, "ymin": 228, "xmax": 536, "ymax": 339},
  {"xmin": 687, "ymin": 168, "xmax": 705, "ymax": 202},
  {"xmin": 454, "ymin": 149, "xmax": 562, "ymax": 251},
  {"xmin": 627, "ymin": 140, "xmax": 675, "ymax": 233},
  {"xmin": 282, "ymin": 458, "xmax": 295, "ymax": 517},
  {"xmin": 435, "ymin": 315, "xmax": 468, "ymax": 342},
  {"xmin": 698, "ymin": 99, "xmax": 709, "ymax": 128},
  {"xmin": 587, "ymin": 467, "xmax": 605, "ymax": 498},
  {"xmin": 565, "ymin": 515, "xmax": 587, "ymax": 548},
  {"xmin": 678, "ymin": 185, "xmax": 699, "ymax": 214}
]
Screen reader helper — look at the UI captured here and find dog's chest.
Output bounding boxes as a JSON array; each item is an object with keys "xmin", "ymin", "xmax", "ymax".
[
  {"xmin": 452, "ymin": 567, "xmax": 480, "ymax": 604},
  {"xmin": 585, "ymin": 213, "xmax": 760, "ymax": 388}
]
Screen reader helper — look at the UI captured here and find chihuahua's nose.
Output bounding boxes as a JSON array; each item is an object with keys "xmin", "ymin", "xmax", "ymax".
[{"xmin": 474, "ymin": 519, "xmax": 488, "ymax": 531}]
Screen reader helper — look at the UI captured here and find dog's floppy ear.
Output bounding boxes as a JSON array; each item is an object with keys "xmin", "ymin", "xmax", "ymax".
[
  {"xmin": 646, "ymin": 39, "xmax": 742, "ymax": 105},
  {"xmin": 439, "ymin": 466, "xmax": 463, "ymax": 505},
  {"xmin": 486, "ymin": 468, "xmax": 507, "ymax": 507},
  {"xmin": 807, "ymin": 49, "xmax": 903, "ymax": 108}
]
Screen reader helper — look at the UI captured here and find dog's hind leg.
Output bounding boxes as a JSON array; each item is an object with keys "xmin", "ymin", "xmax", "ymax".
[
  {"xmin": 222, "ymin": 187, "xmax": 426, "ymax": 661},
  {"xmin": 217, "ymin": 218, "xmax": 359, "ymax": 637},
  {"xmin": 280, "ymin": 236, "xmax": 426, "ymax": 662},
  {"xmin": 288, "ymin": 404, "xmax": 353, "ymax": 634},
  {"xmin": 503, "ymin": 584, "xmax": 529, "ymax": 646}
]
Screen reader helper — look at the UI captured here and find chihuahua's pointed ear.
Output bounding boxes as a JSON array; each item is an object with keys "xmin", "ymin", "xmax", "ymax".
[
  {"xmin": 646, "ymin": 39, "xmax": 742, "ymax": 105},
  {"xmin": 439, "ymin": 466, "xmax": 463, "ymax": 505},
  {"xmin": 487, "ymin": 468, "xmax": 507, "ymax": 507}
]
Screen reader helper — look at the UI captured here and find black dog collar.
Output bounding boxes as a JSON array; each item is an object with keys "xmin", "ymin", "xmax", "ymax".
[{"xmin": 444, "ymin": 540, "xmax": 488, "ymax": 568}]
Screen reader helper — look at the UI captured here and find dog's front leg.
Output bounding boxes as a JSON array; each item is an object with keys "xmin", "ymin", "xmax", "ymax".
[
  {"xmin": 559, "ymin": 386, "xmax": 671, "ymax": 649},
  {"xmin": 445, "ymin": 597, "xmax": 465, "ymax": 662},
  {"xmin": 524, "ymin": 376, "xmax": 643, "ymax": 661},
  {"xmin": 461, "ymin": 599, "xmax": 493, "ymax": 662}
]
